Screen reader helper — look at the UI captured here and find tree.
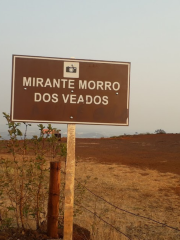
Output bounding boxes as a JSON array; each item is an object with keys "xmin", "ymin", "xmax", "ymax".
[{"xmin": 154, "ymin": 129, "xmax": 166, "ymax": 134}]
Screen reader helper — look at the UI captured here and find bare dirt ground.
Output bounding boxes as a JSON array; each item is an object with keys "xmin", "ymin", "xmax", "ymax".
[
  {"xmin": 76, "ymin": 134, "xmax": 180, "ymax": 175},
  {"xmin": 0, "ymin": 133, "xmax": 180, "ymax": 239},
  {"xmin": 73, "ymin": 134, "xmax": 180, "ymax": 240}
]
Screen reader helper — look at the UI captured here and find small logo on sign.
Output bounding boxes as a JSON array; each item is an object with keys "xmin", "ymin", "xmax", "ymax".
[{"xmin": 63, "ymin": 62, "xmax": 79, "ymax": 78}]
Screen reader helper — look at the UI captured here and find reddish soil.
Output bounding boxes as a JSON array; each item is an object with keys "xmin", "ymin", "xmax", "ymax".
[
  {"xmin": 0, "ymin": 133, "xmax": 180, "ymax": 239},
  {"xmin": 0, "ymin": 223, "xmax": 90, "ymax": 240},
  {"xmin": 76, "ymin": 134, "xmax": 180, "ymax": 175}
]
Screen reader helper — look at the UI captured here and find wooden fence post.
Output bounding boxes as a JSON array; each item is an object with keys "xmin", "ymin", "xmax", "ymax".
[{"xmin": 47, "ymin": 162, "xmax": 61, "ymax": 239}]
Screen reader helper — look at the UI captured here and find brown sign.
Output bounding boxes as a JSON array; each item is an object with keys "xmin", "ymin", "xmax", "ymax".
[{"xmin": 11, "ymin": 55, "xmax": 130, "ymax": 125}]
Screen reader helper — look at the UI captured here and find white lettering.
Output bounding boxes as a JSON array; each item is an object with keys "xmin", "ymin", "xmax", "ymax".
[
  {"xmin": 105, "ymin": 81, "xmax": 111, "ymax": 90},
  {"xmin": 53, "ymin": 79, "xmax": 60, "ymax": 88},
  {"xmin": 52, "ymin": 93, "xmax": 58, "ymax": 103},
  {"xmin": 23, "ymin": 77, "xmax": 120, "ymax": 91},
  {"xmin": 33, "ymin": 77, "xmax": 36, "ymax": 87},
  {"xmin": 68, "ymin": 79, "xmax": 75, "ymax": 89},
  {"xmin": 77, "ymin": 95, "xmax": 84, "ymax": 104},
  {"xmin": 23, "ymin": 77, "xmax": 31, "ymax": 86},
  {"xmin": 79, "ymin": 80, "xmax": 87, "ymax": 89},
  {"xmin": 112, "ymin": 82, "xmax": 120, "ymax": 91},
  {"xmin": 62, "ymin": 94, "xmax": 69, "ymax": 103},
  {"xmin": 43, "ymin": 93, "xmax": 51, "ymax": 102},
  {"xmin": 97, "ymin": 81, "xmax": 104, "ymax": 90},
  {"xmin": 102, "ymin": 96, "xmax": 108, "ymax": 105},
  {"xmin": 44, "ymin": 78, "xmax": 52, "ymax": 88},
  {"xmin": 34, "ymin": 93, "xmax": 41, "ymax": 102},
  {"xmin": 94, "ymin": 96, "xmax": 101, "ymax": 104},
  {"xmin": 36, "ymin": 78, "xmax": 44, "ymax": 87},
  {"xmin": 88, "ymin": 81, "xmax": 96, "ymax": 90},
  {"xmin": 61, "ymin": 79, "xmax": 68, "ymax": 88},
  {"xmin": 70, "ymin": 95, "xmax": 76, "ymax": 104},
  {"xmin": 86, "ymin": 95, "xmax": 93, "ymax": 104}
]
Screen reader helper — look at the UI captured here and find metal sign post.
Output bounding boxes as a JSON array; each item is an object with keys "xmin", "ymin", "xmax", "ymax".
[{"xmin": 63, "ymin": 124, "xmax": 76, "ymax": 240}]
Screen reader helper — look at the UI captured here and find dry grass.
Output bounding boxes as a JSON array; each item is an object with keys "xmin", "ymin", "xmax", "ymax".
[
  {"xmin": 74, "ymin": 159, "xmax": 180, "ymax": 240},
  {"xmin": 1, "ymin": 151, "xmax": 180, "ymax": 239}
]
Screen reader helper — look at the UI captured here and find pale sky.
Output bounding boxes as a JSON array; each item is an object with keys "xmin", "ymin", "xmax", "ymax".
[{"xmin": 0, "ymin": 0, "xmax": 180, "ymax": 137}]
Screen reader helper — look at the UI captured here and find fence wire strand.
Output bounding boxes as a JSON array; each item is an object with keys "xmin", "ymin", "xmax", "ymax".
[
  {"xmin": 74, "ymin": 203, "xmax": 132, "ymax": 240},
  {"xmin": 75, "ymin": 178, "xmax": 180, "ymax": 232}
]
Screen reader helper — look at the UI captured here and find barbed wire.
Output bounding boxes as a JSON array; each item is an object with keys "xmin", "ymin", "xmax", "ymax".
[
  {"xmin": 74, "ymin": 203, "xmax": 133, "ymax": 240},
  {"xmin": 61, "ymin": 169, "xmax": 180, "ymax": 232},
  {"xmin": 75, "ymin": 178, "xmax": 180, "ymax": 232}
]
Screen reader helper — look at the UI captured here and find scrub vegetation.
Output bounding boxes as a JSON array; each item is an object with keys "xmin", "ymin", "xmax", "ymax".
[{"xmin": 0, "ymin": 112, "xmax": 180, "ymax": 239}]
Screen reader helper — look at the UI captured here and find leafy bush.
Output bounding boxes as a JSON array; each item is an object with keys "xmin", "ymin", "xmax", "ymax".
[{"xmin": 0, "ymin": 112, "xmax": 67, "ymax": 230}]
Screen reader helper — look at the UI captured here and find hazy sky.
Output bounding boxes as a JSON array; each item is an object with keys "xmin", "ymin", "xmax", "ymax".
[{"xmin": 0, "ymin": 0, "xmax": 180, "ymax": 137}]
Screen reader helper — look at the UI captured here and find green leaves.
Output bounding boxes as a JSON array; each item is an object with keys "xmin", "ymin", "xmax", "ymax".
[
  {"xmin": 7, "ymin": 206, "xmax": 16, "ymax": 211},
  {"xmin": 0, "ymin": 112, "xmax": 68, "ymax": 230}
]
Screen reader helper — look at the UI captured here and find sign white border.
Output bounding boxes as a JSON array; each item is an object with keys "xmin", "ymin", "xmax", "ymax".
[{"xmin": 11, "ymin": 55, "xmax": 130, "ymax": 126}]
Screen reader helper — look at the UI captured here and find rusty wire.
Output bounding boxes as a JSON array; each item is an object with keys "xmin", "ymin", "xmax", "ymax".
[
  {"xmin": 74, "ymin": 203, "xmax": 132, "ymax": 240},
  {"xmin": 74, "ymin": 178, "xmax": 180, "ymax": 233}
]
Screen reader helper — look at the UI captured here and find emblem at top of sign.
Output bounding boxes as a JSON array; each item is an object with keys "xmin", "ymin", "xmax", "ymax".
[{"xmin": 63, "ymin": 62, "xmax": 79, "ymax": 78}]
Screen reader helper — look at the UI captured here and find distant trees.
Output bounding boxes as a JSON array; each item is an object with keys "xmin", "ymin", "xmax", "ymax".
[{"xmin": 154, "ymin": 129, "xmax": 166, "ymax": 134}]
